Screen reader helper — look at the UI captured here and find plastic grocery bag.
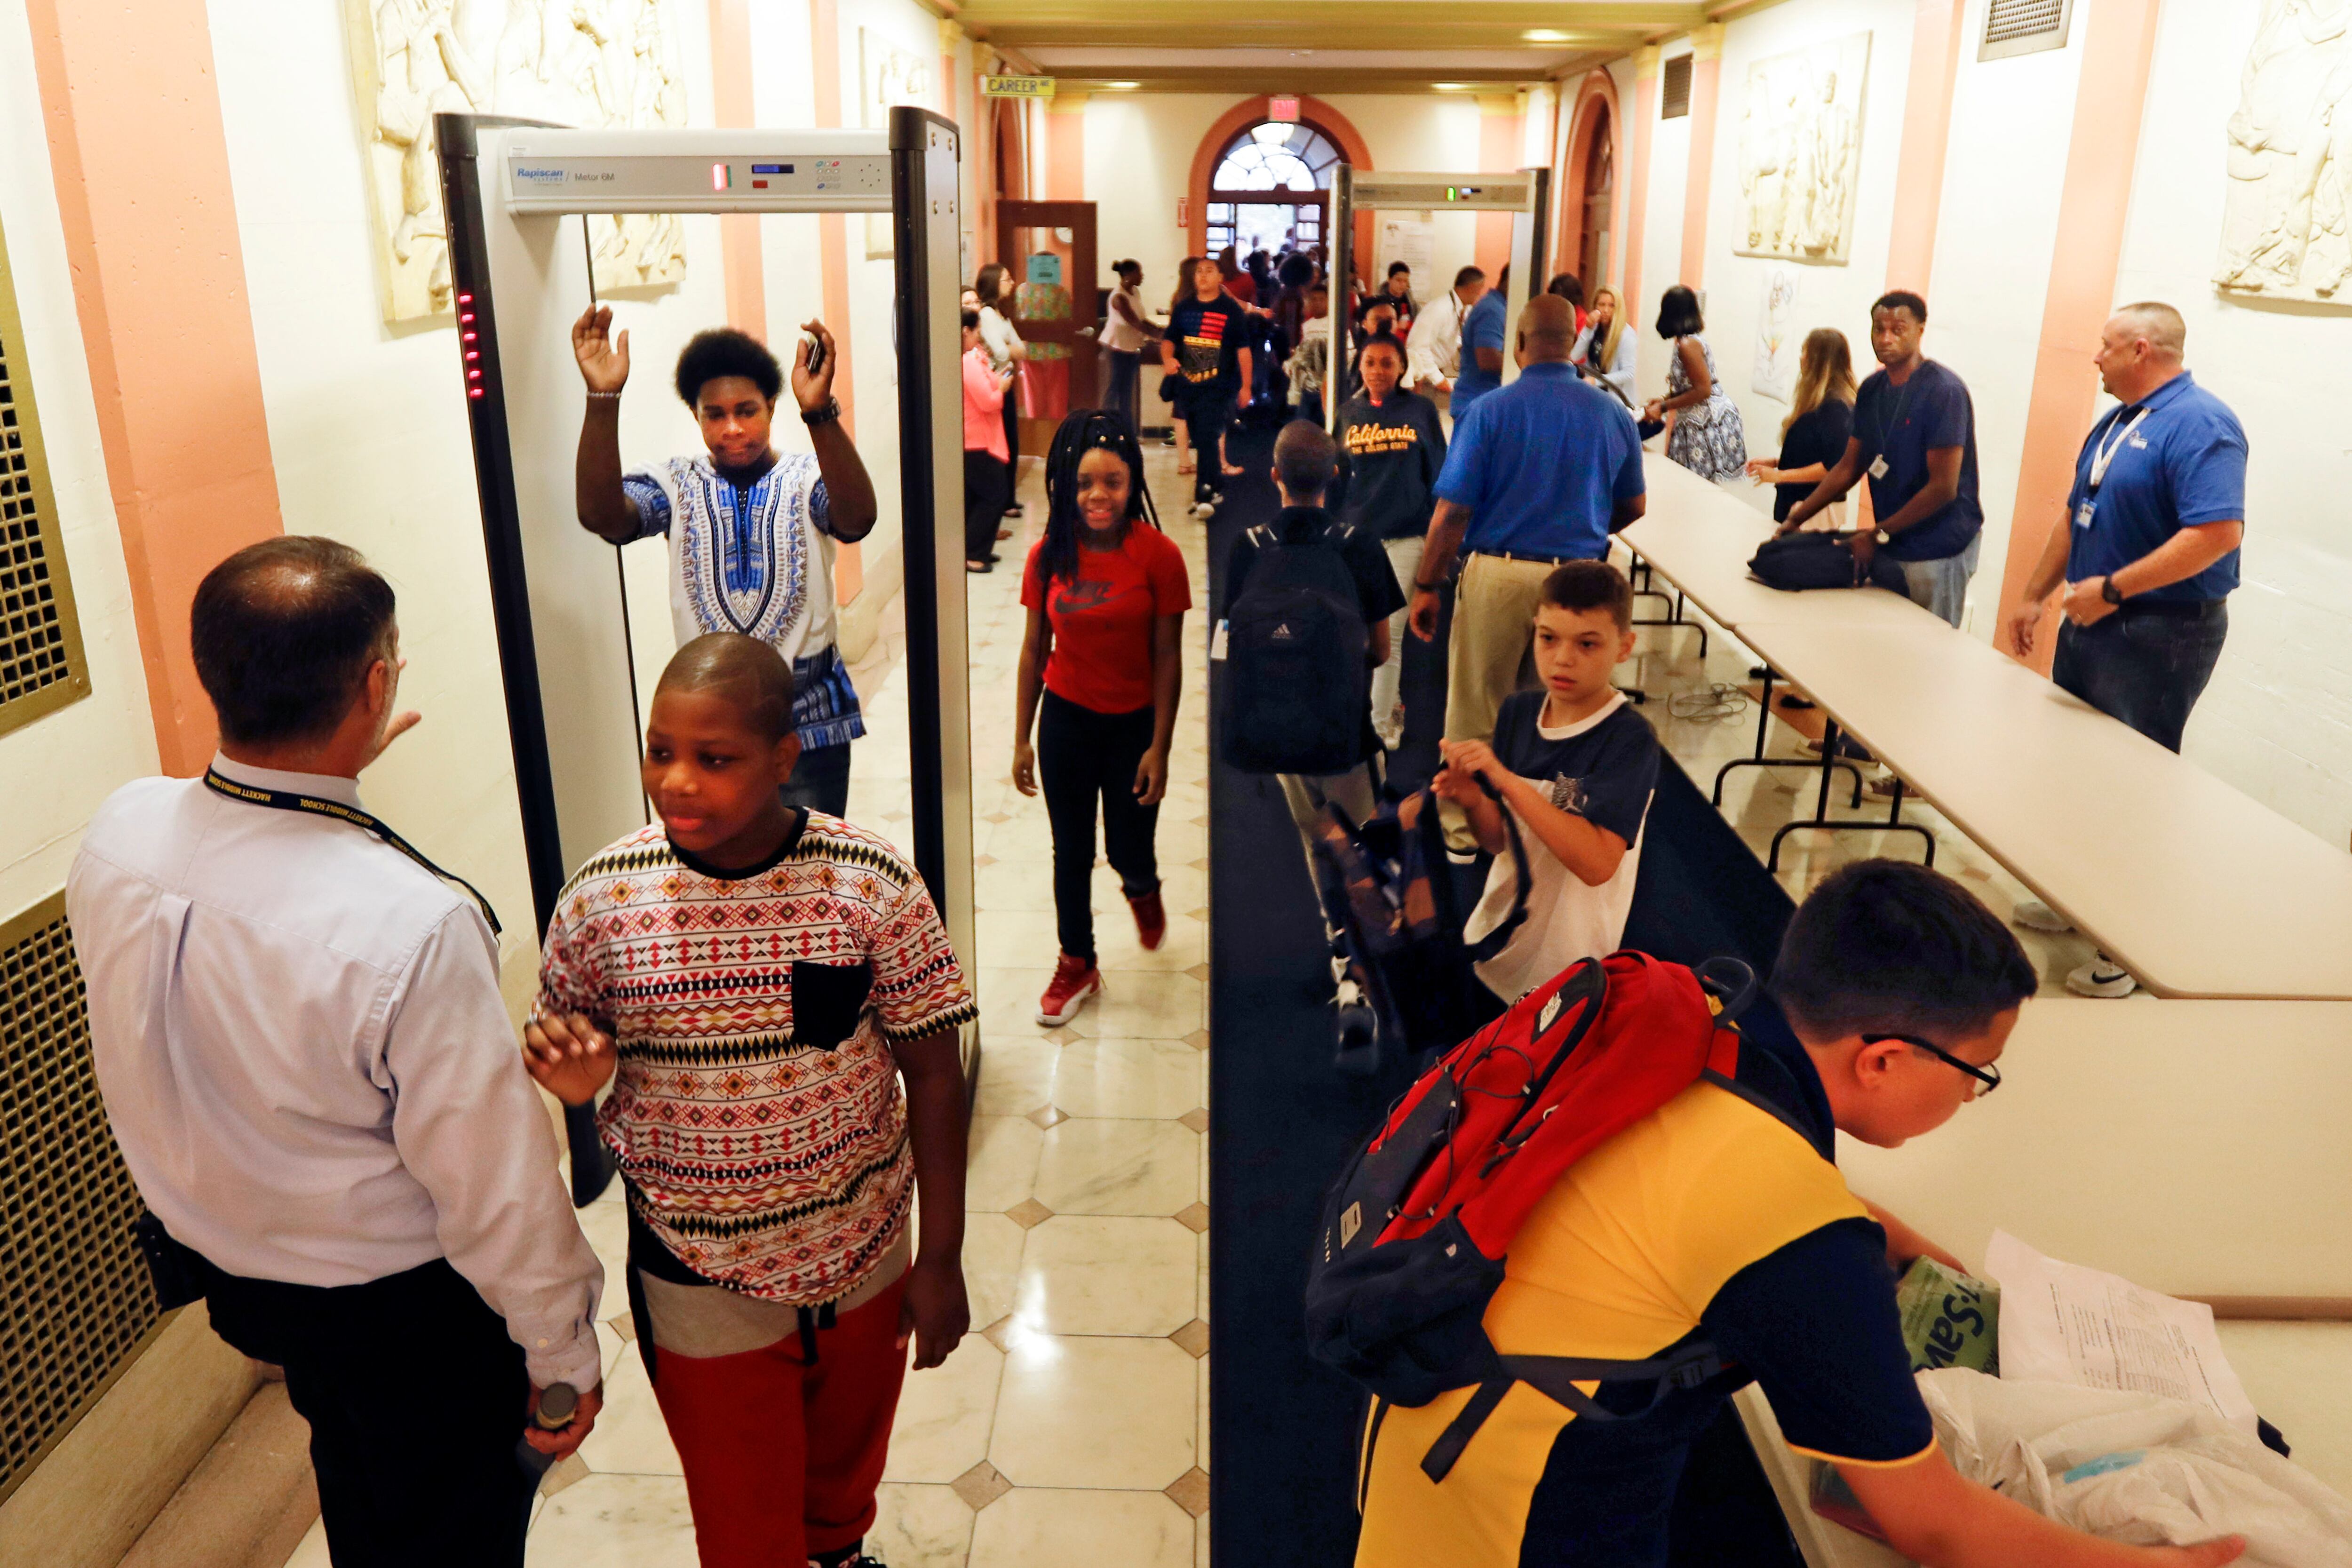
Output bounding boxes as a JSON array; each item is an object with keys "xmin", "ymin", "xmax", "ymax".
[
  {"xmin": 1895, "ymin": 1258, "xmax": 1999, "ymax": 1375},
  {"xmin": 1917, "ymin": 1369, "xmax": 2352, "ymax": 1568}
]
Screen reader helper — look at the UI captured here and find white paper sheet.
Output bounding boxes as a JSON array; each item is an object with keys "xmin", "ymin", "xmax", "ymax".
[{"xmin": 1984, "ymin": 1231, "xmax": 2260, "ymax": 1435}]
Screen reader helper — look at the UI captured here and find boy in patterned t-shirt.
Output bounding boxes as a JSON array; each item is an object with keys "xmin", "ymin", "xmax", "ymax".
[{"xmin": 524, "ymin": 633, "xmax": 975, "ymax": 1568}]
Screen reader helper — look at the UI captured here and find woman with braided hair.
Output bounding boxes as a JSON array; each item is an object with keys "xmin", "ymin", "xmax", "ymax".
[{"xmin": 1012, "ymin": 411, "xmax": 1192, "ymax": 1025}]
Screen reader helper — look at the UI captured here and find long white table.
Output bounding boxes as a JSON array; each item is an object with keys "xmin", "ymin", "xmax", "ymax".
[
  {"xmin": 1624, "ymin": 456, "xmax": 2352, "ymax": 1002},
  {"xmin": 1619, "ymin": 462, "xmax": 1936, "ymax": 635},
  {"xmin": 1740, "ymin": 998, "xmax": 2352, "ymax": 1564},
  {"xmin": 1741, "ymin": 620, "xmax": 2352, "ymax": 1001}
]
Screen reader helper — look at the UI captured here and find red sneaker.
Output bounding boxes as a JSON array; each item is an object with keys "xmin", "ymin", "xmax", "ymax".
[
  {"xmin": 1127, "ymin": 889, "xmax": 1167, "ymax": 951},
  {"xmin": 1037, "ymin": 953, "xmax": 1102, "ymax": 1026}
]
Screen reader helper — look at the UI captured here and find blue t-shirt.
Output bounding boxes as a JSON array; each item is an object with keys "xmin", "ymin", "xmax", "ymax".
[
  {"xmin": 1432, "ymin": 363, "xmax": 1645, "ymax": 560},
  {"xmin": 1451, "ymin": 288, "xmax": 1510, "ymax": 412},
  {"xmin": 1851, "ymin": 359, "xmax": 1982, "ymax": 562},
  {"xmin": 2063, "ymin": 371, "xmax": 2245, "ymax": 603}
]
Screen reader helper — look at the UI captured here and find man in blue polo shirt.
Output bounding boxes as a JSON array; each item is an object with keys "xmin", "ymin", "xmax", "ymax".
[
  {"xmin": 1781, "ymin": 290, "xmax": 1983, "ymax": 629},
  {"xmin": 1450, "ymin": 264, "xmax": 1511, "ymax": 416},
  {"xmin": 1408, "ymin": 294, "xmax": 1645, "ymax": 845},
  {"xmin": 2004, "ymin": 301, "xmax": 2247, "ymax": 999}
]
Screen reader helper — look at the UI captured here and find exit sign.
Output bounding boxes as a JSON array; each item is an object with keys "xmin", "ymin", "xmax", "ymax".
[
  {"xmin": 1269, "ymin": 95, "xmax": 1300, "ymax": 121},
  {"xmin": 984, "ymin": 74, "xmax": 1056, "ymax": 100}
]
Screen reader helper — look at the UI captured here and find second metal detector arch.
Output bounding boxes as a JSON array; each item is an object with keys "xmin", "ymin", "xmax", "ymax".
[{"xmin": 1325, "ymin": 166, "xmax": 1550, "ymax": 431}]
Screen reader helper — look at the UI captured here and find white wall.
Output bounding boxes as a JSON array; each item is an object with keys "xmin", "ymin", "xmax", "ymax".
[
  {"xmin": 2117, "ymin": 1, "xmax": 2352, "ymax": 844},
  {"xmin": 1696, "ymin": 0, "xmax": 1917, "ymax": 523},
  {"xmin": 1915, "ymin": 0, "xmax": 2085, "ymax": 636},
  {"xmin": 0, "ymin": 0, "xmax": 162, "ymax": 925},
  {"xmin": 204, "ymin": 0, "xmax": 726, "ymax": 1008},
  {"xmin": 1633, "ymin": 40, "xmax": 1694, "ymax": 399}
]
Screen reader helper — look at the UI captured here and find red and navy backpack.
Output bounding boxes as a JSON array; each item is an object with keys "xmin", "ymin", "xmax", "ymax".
[{"xmin": 1303, "ymin": 951, "xmax": 1760, "ymax": 1481}]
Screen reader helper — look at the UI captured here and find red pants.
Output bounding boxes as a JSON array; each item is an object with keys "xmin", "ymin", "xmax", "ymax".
[{"xmin": 648, "ymin": 1276, "xmax": 910, "ymax": 1567}]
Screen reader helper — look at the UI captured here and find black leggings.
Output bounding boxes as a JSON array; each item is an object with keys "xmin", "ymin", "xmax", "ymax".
[
  {"xmin": 1038, "ymin": 688, "xmax": 1161, "ymax": 963},
  {"xmin": 963, "ymin": 450, "xmax": 1007, "ymax": 563},
  {"xmin": 1179, "ymin": 391, "xmax": 1231, "ymax": 503}
]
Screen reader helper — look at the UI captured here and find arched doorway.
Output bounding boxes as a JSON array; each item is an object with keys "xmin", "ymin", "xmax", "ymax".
[
  {"xmin": 1188, "ymin": 96, "xmax": 1374, "ymax": 279},
  {"xmin": 1204, "ymin": 120, "xmax": 1343, "ymax": 263},
  {"xmin": 1557, "ymin": 75, "xmax": 1620, "ymax": 293},
  {"xmin": 1578, "ymin": 116, "xmax": 1614, "ymax": 289}
]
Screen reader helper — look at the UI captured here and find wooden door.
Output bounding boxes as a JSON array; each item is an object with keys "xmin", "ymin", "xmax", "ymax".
[
  {"xmin": 995, "ymin": 200, "xmax": 1099, "ymax": 458},
  {"xmin": 1579, "ymin": 122, "xmax": 1614, "ymax": 290}
]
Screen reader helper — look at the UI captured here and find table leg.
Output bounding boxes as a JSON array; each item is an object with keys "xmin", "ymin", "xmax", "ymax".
[
  {"xmin": 1767, "ymin": 720, "xmax": 1933, "ymax": 871},
  {"xmin": 1631, "ymin": 587, "xmax": 1708, "ymax": 657},
  {"xmin": 1711, "ymin": 669, "xmax": 1862, "ymax": 806}
]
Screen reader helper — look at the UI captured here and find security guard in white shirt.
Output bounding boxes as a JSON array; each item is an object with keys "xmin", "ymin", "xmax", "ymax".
[{"xmin": 69, "ymin": 537, "xmax": 602, "ymax": 1567}]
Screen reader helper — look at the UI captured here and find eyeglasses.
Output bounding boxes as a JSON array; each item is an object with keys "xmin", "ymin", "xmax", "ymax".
[{"xmin": 1864, "ymin": 1034, "xmax": 2002, "ymax": 1098}]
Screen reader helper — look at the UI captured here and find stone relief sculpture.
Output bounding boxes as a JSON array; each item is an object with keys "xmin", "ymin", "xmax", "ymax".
[
  {"xmin": 2216, "ymin": 0, "xmax": 2352, "ymax": 304},
  {"xmin": 1735, "ymin": 32, "xmax": 1870, "ymax": 265},
  {"xmin": 858, "ymin": 28, "xmax": 934, "ymax": 261},
  {"xmin": 347, "ymin": 0, "xmax": 690, "ymax": 323}
]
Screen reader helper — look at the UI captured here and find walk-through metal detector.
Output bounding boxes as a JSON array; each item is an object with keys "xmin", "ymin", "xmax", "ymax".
[
  {"xmin": 1324, "ymin": 166, "xmax": 1549, "ymax": 432},
  {"xmin": 436, "ymin": 111, "xmax": 976, "ymax": 1178}
]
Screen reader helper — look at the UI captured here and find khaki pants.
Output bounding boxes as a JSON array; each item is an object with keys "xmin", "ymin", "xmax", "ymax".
[
  {"xmin": 1279, "ymin": 764, "xmax": 1381, "ymax": 920},
  {"xmin": 1440, "ymin": 553, "xmax": 1567, "ymax": 849}
]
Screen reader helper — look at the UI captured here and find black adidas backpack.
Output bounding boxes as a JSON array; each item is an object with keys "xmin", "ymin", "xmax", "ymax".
[{"xmin": 1223, "ymin": 523, "xmax": 1370, "ymax": 776}]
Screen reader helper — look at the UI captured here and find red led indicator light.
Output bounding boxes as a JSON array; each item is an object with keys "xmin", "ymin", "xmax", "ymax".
[
  {"xmin": 753, "ymin": 179, "xmax": 769, "ymax": 189},
  {"xmin": 465, "ymin": 350, "xmax": 479, "ymax": 361},
  {"xmin": 461, "ymin": 313, "xmax": 475, "ymax": 324},
  {"xmin": 462, "ymin": 331, "xmax": 477, "ymax": 342},
  {"xmin": 469, "ymin": 387, "xmax": 485, "ymax": 399},
  {"xmin": 457, "ymin": 293, "xmax": 473, "ymax": 304},
  {"xmin": 467, "ymin": 368, "xmax": 482, "ymax": 380}
]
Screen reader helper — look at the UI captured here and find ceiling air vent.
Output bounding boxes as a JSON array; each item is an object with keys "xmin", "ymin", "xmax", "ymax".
[
  {"xmin": 1661, "ymin": 54, "xmax": 1692, "ymax": 119},
  {"xmin": 1980, "ymin": 0, "xmax": 2074, "ymax": 61}
]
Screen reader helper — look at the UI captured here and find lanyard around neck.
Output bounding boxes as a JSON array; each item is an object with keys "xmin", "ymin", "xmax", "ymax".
[
  {"xmin": 2088, "ymin": 406, "xmax": 2152, "ymax": 492},
  {"xmin": 203, "ymin": 768, "xmax": 503, "ymax": 935}
]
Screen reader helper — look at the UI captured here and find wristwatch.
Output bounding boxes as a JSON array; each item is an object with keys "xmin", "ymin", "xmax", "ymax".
[
  {"xmin": 801, "ymin": 398, "xmax": 842, "ymax": 428},
  {"xmin": 2100, "ymin": 575, "xmax": 2125, "ymax": 606}
]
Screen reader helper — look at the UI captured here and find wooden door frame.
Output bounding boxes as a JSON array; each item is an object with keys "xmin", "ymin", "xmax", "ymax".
[{"xmin": 995, "ymin": 199, "xmax": 1098, "ymax": 456}]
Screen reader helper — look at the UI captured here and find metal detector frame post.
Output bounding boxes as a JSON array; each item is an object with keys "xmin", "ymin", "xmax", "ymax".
[
  {"xmin": 437, "ymin": 111, "xmax": 977, "ymax": 1195},
  {"xmin": 1325, "ymin": 166, "xmax": 1550, "ymax": 432}
]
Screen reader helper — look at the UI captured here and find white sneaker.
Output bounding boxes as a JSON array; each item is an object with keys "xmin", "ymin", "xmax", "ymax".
[
  {"xmin": 2012, "ymin": 898, "xmax": 2073, "ymax": 933},
  {"xmin": 2066, "ymin": 955, "xmax": 2138, "ymax": 999}
]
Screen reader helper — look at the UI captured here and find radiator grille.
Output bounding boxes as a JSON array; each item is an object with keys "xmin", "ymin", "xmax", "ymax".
[
  {"xmin": 1661, "ymin": 55, "xmax": 1693, "ymax": 119},
  {"xmin": 1981, "ymin": 0, "xmax": 2074, "ymax": 59},
  {"xmin": 0, "ymin": 893, "xmax": 159, "ymax": 1504},
  {"xmin": 0, "ymin": 214, "xmax": 90, "ymax": 737}
]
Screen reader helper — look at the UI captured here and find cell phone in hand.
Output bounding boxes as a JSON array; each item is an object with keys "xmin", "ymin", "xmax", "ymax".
[{"xmin": 802, "ymin": 331, "xmax": 827, "ymax": 377}]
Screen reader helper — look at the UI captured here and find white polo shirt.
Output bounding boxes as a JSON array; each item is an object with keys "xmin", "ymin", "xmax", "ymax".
[{"xmin": 67, "ymin": 754, "xmax": 603, "ymax": 1392}]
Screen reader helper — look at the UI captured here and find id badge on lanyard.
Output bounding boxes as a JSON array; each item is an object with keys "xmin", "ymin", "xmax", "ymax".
[{"xmin": 2079, "ymin": 407, "xmax": 2151, "ymax": 529}]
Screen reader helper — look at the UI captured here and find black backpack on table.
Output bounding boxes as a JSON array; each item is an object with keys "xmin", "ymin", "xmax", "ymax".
[
  {"xmin": 1223, "ymin": 523, "xmax": 1369, "ymax": 776},
  {"xmin": 1748, "ymin": 529, "xmax": 1908, "ymax": 593}
]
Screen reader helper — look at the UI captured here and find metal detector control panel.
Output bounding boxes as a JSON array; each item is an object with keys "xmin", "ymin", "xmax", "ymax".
[
  {"xmin": 504, "ymin": 131, "xmax": 892, "ymax": 214},
  {"xmin": 1349, "ymin": 173, "xmax": 1539, "ymax": 212}
]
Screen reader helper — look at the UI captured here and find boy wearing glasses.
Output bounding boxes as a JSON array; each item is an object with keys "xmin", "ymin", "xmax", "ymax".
[{"xmin": 1353, "ymin": 860, "xmax": 2247, "ymax": 1568}]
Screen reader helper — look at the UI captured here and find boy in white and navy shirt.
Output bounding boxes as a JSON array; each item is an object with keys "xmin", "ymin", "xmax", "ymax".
[
  {"xmin": 1433, "ymin": 560, "xmax": 1660, "ymax": 1006},
  {"xmin": 572, "ymin": 307, "xmax": 882, "ymax": 816}
]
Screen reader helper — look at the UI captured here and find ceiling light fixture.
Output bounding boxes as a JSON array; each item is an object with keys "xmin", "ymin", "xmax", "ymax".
[
  {"xmin": 1104, "ymin": 80, "xmax": 1139, "ymax": 89},
  {"xmin": 1523, "ymin": 28, "xmax": 1571, "ymax": 43},
  {"xmin": 1432, "ymin": 83, "xmax": 1466, "ymax": 91}
]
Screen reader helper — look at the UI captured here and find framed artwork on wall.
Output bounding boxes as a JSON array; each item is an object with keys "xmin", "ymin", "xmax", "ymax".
[
  {"xmin": 858, "ymin": 28, "xmax": 934, "ymax": 260},
  {"xmin": 1734, "ymin": 32, "xmax": 1871, "ymax": 267},
  {"xmin": 343, "ymin": 0, "xmax": 692, "ymax": 324},
  {"xmin": 2214, "ymin": 1, "xmax": 2352, "ymax": 306}
]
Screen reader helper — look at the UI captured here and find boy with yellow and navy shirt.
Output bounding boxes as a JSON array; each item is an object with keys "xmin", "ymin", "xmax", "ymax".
[{"xmin": 1354, "ymin": 861, "xmax": 2249, "ymax": 1568}]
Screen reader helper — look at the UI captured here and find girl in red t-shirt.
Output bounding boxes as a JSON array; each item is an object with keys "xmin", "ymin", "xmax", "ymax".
[{"xmin": 1014, "ymin": 412, "xmax": 1193, "ymax": 1025}]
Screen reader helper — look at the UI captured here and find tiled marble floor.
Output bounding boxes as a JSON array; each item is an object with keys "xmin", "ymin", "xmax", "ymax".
[{"xmin": 286, "ymin": 442, "xmax": 1214, "ymax": 1567}]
